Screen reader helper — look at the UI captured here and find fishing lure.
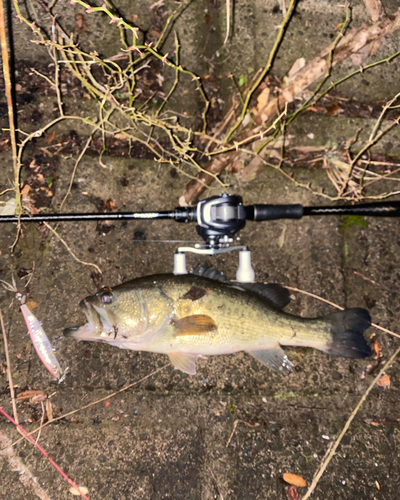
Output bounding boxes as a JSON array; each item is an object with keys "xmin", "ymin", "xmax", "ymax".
[{"xmin": 1, "ymin": 277, "xmax": 64, "ymax": 381}]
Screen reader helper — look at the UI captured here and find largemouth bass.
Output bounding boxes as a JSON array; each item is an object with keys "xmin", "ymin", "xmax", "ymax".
[{"xmin": 64, "ymin": 267, "xmax": 371, "ymax": 374}]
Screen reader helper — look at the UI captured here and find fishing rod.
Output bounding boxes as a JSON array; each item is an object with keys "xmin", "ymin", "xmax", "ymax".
[{"xmin": 1, "ymin": 194, "xmax": 399, "ymax": 281}]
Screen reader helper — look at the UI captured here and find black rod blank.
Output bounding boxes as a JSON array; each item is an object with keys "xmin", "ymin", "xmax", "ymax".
[{"xmin": 303, "ymin": 201, "xmax": 400, "ymax": 218}]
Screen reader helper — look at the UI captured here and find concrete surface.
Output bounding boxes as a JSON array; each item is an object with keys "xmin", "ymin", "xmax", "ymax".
[{"xmin": 1, "ymin": 1, "xmax": 400, "ymax": 499}]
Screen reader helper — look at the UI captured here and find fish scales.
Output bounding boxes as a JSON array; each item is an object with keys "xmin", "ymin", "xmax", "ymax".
[{"xmin": 64, "ymin": 272, "xmax": 372, "ymax": 375}]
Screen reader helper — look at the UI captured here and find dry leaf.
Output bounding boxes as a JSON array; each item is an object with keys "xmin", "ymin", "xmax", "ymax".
[
  {"xmin": 282, "ymin": 88, "xmax": 294, "ymax": 103},
  {"xmin": 105, "ymin": 199, "xmax": 115, "ymax": 211},
  {"xmin": 69, "ymin": 486, "xmax": 89, "ymax": 496},
  {"xmin": 46, "ymin": 399, "xmax": 54, "ymax": 422},
  {"xmin": 40, "ymin": 186, "xmax": 53, "ymax": 197},
  {"xmin": 74, "ymin": 13, "xmax": 87, "ymax": 34},
  {"xmin": 26, "ymin": 300, "xmax": 38, "ymax": 311},
  {"xmin": 47, "ymin": 130, "xmax": 56, "ymax": 144},
  {"xmin": 326, "ymin": 103, "xmax": 344, "ymax": 116},
  {"xmin": 288, "ymin": 57, "xmax": 305, "ymax": 79},
  {"xmin": 21, "ymin": 185, "xmax": 31, "ymax": 198},
  {"xmin": 256, "ymin": 87, "xmax": 270, "ymax": 112},
  {"xmin": 373, "ymin": 339, "xmax": 381, "ymax": 359},
  {"xmin": 17, "ymin": 390, "xmax": 46, "ymax": 402},
  {"xmin": 282, "ymin": 473, "xmax": 307, "ymax": 488},
  {"xmin": 286, "ymin": 485, "xmax": 301, "ymax": 500},
  {"xmin": 377, "ymin": 373, "xmax": 390, "ymax": 389}
]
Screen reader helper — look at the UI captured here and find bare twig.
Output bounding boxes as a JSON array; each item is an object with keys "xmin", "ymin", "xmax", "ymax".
[
  {"xmin": 0, "ymin": 0, "xmax": 21, "ymax": 214},
  {"xmin": 225, "ymin": 0, "xmax": 297, "ymax": 141},
  {"xmin": 43, "ymin": 222, "xmax": 102, "ymax": 274},
  {"xmin": 0, "ymin": 310, "xmax": 19, "ymax": 425},
  {"xmin": 59, "ymin": 133, "xmax": 94, "ymax": 213},
  {"xmin": 224, "ymin": 0, "xmax": 232, "ymax": 45},
  {"xmin": 226, "ymin": 419, "xmax": 240, "ymax": 447}
]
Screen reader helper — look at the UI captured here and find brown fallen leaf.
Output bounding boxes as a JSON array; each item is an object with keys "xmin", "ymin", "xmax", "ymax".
[
  {"xmin": 287, "ymin": 57, "xmax": 305, "ymax": 79},
  {"xmin": 21, "ymin": 185, "xmax": 31, "ymax": 199},
  {"xmin": 46, "ymin": 130, "xmax": 56, "ymax": 144},
  {"xmin": 74, "ymin": 13, "xmax": 87, "ymax": 34},
  {"xmin": 26, "ymin": 300, "xmax": 38, "ymax": 311},
  {"xmin": 105, "ymin": 199, "xmax": 115, "ymax": 211},
  {"xmin": 282, "ymin": 473, "xmax": 307, "ymax": 488},
  {"xmin": 286, "ymin": 485, "xmax": 301, "ymax": 500},
  {"xmin": 17, "ymin": 390, "xmax": 46, "ymax": 402},
  {"xmin": 377, "ymin": 373, "xmax": 390, "ymax": 389},
  {"xmin": 326, "ymin": 102, "xmax": 344, "ymax": 116},
  {"xmin": 256, "ymin": 87, "xmax": 270, "ymax": 113},
  {"xmin": 373, "ymin": 339, "xmax": 381, "ymax": 359},
  {"xmin": 46, "ymin": 399, "xmax": 54, "ymax": 422}
]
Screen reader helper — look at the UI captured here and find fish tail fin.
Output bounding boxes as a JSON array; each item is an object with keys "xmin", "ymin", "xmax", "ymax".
[{"xmin": 322, "ymin": 308, "xmax": 371, "ymax": 359}]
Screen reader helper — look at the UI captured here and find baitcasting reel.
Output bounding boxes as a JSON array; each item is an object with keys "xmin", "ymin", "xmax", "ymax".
[{"xmin": 1, "ymin": 194, "xmax": 399, "ymax": 282}]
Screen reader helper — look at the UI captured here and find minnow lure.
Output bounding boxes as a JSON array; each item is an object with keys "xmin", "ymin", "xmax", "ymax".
[{"xmin": 1, "ymin": 277, "xmax": 64, "ymax": 380}]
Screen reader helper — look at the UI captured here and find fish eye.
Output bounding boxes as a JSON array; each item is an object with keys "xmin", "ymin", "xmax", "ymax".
[{"xmin": 100, "ymin": 291, "xmax": 113, "ymax": 304}]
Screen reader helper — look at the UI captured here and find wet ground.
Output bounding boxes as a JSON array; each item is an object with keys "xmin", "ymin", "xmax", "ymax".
[
  {"xmin": 0, "ymin": 151, "xmax": 399, "ymax": 499},
  {"xmin": 1, "ymin": 1, "xmax": 400, "ymax": 499}
]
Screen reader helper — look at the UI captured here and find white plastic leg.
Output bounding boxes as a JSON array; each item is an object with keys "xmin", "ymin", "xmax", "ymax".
[
  {"xmin": 173, "ymin": 252, "xmax": 187, "ymax": 275},
  {"xmin": 236, "ymin": 248, "xmax": 255, "ymax": 283}
]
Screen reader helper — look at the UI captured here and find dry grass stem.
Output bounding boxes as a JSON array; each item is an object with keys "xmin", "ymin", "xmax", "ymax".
[
  {"xmin": 43, "ymin": 222, "xmax": 102, "ymax": 274},
  {"xmin": 0, "ymin": 309, "xmax": 19, "ymax": 425},
  {"xmin": 0, "ymin": 0, "xmax": 21, "ymax": 214}
]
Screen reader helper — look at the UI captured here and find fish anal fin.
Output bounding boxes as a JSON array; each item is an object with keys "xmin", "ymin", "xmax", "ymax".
[
  {"xmin": 168, "ymin": 353, "xmax": 197, "ymax": 375},
  {"xmin": 240, "ymin": 283, "xmax": 291, "ymax": 310},
  {"xmin": 173, "ymin": 314, "xmax": 217, "ymax": 336},
  {"xmin": 246, "ymin": 345, "xmax": 293, "ymax": 374}
]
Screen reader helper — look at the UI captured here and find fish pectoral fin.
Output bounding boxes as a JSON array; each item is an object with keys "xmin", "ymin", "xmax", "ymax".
[
  {"xmin": 173, "ymin": 314, "xmax": 217, "ymax": 336},
  {"xmin": 246, "ymin": 345, "xmax": 294, "ymax": 374},
  {"xmin": 168, "ymin": 353, "xmax": 197, "ymax": 375}
]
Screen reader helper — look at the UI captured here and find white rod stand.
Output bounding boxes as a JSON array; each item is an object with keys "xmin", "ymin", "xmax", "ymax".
[
  {"xmin": 236, "ymin": 248, "xmax": 255, "ymax": 283},
  {"xmin": 173, "ymin": 252, "xmax": 188, "ymax": 275}
]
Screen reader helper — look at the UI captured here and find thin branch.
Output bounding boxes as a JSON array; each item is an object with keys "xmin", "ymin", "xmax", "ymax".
[
  {"xmin": 0, "ymin": 310, "xmax": 19, "ymax": 424},
  {"xmin": 43, "ymin": 223, "xmax": 102, "ymax": 274},
  {"xmin": 224, "ymin": 0, "xmax": 298, "ymax": 141},
  {"xmin": 0, "ymin": 0, "xmax": 21, "ymax": 214}
]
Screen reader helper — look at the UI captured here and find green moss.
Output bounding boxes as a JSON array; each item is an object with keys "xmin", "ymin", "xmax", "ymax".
[
  {"xmin": 341, "ymin": 215, "xmax": 368, "ymax": 231},
  {"xmin": 274, "ymin": 390, "xmax": 296, "ymax": 400}
]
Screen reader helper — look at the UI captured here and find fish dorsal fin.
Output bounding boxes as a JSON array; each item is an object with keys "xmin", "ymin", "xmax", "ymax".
[
  {"xmin": 169, "ymin": 353, "xmax": 197, "ymax": 375},
  {"xmin": 190, "ymin": 265, "xmax": 228, "ymax": 283},
  {"xmin": 190, "ymin": 265, "xmax": 290, "ymax": 310},
  {"xmin": 246, "ymin": 346, "xmax": 293, "ymax": 374},
  {"xmin": 173, "ymin": 314, "xmax": 217, "ymax": 336},
  {"xmin": 238, "ymin": 283, "xmax": 291, "ymax": 310}
]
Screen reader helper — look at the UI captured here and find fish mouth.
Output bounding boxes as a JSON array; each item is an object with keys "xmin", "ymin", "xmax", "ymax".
[{"xmin": 63, "ymin": 299, "xmax": 109, "ymax": 341}]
